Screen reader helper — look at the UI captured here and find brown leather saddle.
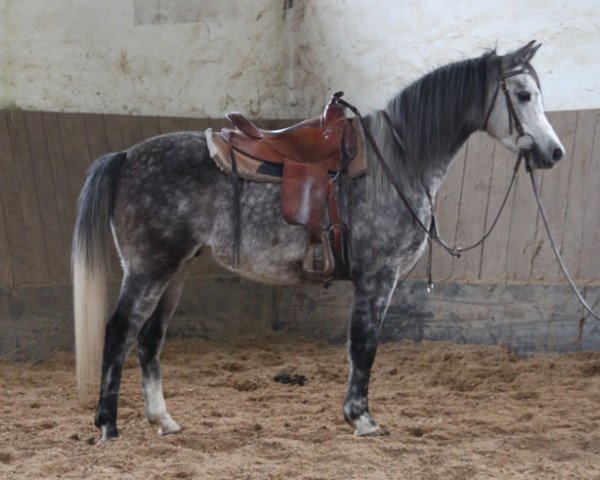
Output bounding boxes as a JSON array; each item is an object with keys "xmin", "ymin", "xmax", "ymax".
[{"xmin": 210, "ymin": 92, "xmax": 365, "ymax": 281}]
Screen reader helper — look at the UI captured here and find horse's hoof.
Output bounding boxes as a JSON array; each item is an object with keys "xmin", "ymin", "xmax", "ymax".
[
  {"xmin": 157, "ymin": 423, "xmax": 182, "ymax": 436},
  {"xmin": 155, "ymin": 414, "xmax": 182, "ymax": 436},
  {"xmin": 352, "ymin": 413, "xmax": 388, "ymax": 437},
  {"xmin": 355, "ymin": 426, "xmax": 390, "ymax": 437},
  {"xmin": 97, "ymin": 425, "xmax": 118, "ymax": 444}
]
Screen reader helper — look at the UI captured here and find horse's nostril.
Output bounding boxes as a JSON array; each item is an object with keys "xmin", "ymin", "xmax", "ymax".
[{"xmin": 552, "ymin": 148, "xmax": 563, "ymax": 162}]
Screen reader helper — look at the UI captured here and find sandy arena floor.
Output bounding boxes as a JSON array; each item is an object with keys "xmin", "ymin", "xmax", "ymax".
[{"xmin": 1, "ymin": 334, "xmax": 600, "ymax": 479}]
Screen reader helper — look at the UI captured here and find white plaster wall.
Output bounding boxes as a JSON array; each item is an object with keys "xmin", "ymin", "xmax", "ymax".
[
  {"xmin": 0, "ymin": 0, "xmax": 288, "ymax": 117},
  {"xmin": 285, "ymin": 0, "xmax": 600, "ymax": 116},
  {"xmin": 0, "ymin": 0, "xmax": 598, "ymax": 117}
]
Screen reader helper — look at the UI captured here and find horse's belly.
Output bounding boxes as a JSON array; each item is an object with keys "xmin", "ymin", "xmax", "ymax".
[
  {"xmin": 209, "ymin": 220, "xmax": 308, "ymax": 285},
  {"xmin": 210, "ymin": 247, "xmax": 305, "ymax": 285}
]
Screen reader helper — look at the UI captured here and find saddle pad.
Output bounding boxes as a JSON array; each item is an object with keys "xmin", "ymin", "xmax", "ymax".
[{"xmin": 205, "ymin": 121, "xmax": 367, "ymax": 184}]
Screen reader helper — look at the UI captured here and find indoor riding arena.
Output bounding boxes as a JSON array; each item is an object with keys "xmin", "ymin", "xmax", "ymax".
[{"xmin": 2, "ymin": 2, "xmax": 600, "ymax": 479}]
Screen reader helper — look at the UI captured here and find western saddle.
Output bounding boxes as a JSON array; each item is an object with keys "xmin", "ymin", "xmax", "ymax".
[{"xmin": 209, "ymin": 92, "xmax": 365, "ymax": 281}]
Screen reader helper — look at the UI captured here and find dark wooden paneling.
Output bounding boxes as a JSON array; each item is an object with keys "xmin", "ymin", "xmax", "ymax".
[
  {"xmin": 103, "ymin": 114, "xmax": 125, "ymax": 151},
  {"xmin": 0, "ymin": 199, "xmax": 12, "ymax": 286},
  {"xmin": 0, "ymin": 109, "xmax": 597, "ymax": 289},
  {"xmin": 561, "ymin": 110, "xmax": 596, "ymax": 275},
  {"xmin": 479, "ymin": 143, "xmax": 515, "ymax": 280},
  {"xmin": 138, "ymin": 116, "xmax": 161, "ymax": 140},
  {"xmin": 119, "ymin": 115, "xmax": 144, "ymax": 148},
  {"xmin": 58, "ymin": 114, "xmax": 90, "ymax": 212},
  {"xmin": 43, "ymin": 112, "xmax": 75, "ymax": 273},
  {"xmin": 25, "ymin": 111, "xmax": 68, "ymax": 284},
  {"xmin": 579, "ymin": 111, "xmax": 600, "ymax": 280},
  {"xmin": 568, "ymin": 111, "xmax": 597, "ymax": 277},
  {"xmin": 6, "ymin": 111, "xmax": 50, "ymax": 285},
  {"xmin": 83, "ymin": 113, "xmax": 109, "ymax": 161},
  {"xmin": 503, "ymin": 166, "xmax": 539, "ymax": 281},
  {"xmin": 158, "ymin": 116, "xmax": 191, "ymax": 134},
  {"xmin": 0, "ymin": 114, "xmax": 19, "ymax": 286}
]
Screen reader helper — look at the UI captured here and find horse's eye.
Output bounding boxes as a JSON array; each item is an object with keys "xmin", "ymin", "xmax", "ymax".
[{"xmin": 517, "ymin": 91, "xmax": 531, "ymax": 102}]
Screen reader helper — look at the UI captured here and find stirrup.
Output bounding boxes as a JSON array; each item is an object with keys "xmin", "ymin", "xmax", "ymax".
[{"xmin": 302, "ymin": 230, "xmax": 335, "ymax": 280}]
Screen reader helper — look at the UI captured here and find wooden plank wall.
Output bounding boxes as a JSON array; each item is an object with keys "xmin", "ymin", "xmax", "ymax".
[
  {"xmin": 417, "ymin": 109, "xmax": 600, "ymax": 285},
  {"xmin": 0, "ymin": 109, "xmax": 598, "ymax": 289}
]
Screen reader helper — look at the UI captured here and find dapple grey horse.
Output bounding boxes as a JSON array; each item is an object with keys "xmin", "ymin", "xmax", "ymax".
[{"xmin": 73, "ymin": 41, "xmax": 564, "ymax": 442}]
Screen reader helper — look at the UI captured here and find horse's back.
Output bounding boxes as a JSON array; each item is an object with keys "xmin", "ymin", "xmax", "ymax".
[{"xmin": 126, "ymin": 131, "xmax": 211, "ymax": 169}]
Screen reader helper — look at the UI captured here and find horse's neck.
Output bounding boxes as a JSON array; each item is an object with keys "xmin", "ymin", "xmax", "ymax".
[
  {"xmin": 363, "ymin": 118, "xmax": 476, "ymax": 217},
  {"xmin": 405, "ymin": 125, "xmax": 476, "ymax": 202},
  {"xmin": 383, "ymin": 61, "xmax": 488, "ymax": 201},
  {"xmin": 420, "ymin": 137, "xmax": 472, "ymax": 200}
]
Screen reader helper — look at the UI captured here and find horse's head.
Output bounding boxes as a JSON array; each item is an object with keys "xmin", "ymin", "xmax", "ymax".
[{"xmin": 484, "ymin": 41, "xmax": 564, "ymax": 169}]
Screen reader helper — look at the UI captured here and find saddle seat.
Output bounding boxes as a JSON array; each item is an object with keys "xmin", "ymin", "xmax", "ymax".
[
  {"xmin": 225, "ymin": 112, "xmax": 321, "ymax": 139},
  {"xmin": 224, "ymin": 93, "xmax": 349, "ymax": 165},
  {"xmin": 212, "ymin": 92, "xmax": 364, "ymax": 281}
]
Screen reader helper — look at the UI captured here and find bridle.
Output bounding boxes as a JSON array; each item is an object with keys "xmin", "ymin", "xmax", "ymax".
[{"xmin": 482, "ymin": 66, "xmax": 538, "ymax": 152}]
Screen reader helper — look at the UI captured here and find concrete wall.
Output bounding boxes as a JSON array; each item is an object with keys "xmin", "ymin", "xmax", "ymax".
[
  {"xmin": 1, "ymin": 275, "xmax": 276, "ymax": 361},
  {"xmin": 1, "ymin": 1, "xmax": 598, "ymax": 118},
  {"xmin": 275, "ymin": 281, "xmax": 600, "ymax": 354},
  {"xmin": 0, "ymin": 0, "xmax": 288, "ymax": 117},
  {"xmin": 285, "ymin": 0, "xmax": 600, "ymax": 115}
]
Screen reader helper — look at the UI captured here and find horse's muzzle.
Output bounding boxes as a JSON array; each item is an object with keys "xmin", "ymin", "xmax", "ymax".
[{"xmin": 529, "ymin": 143, "xmax": 565, "ymax": 169}]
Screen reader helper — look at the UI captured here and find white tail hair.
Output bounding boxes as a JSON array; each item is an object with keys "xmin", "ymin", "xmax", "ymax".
[
  {"xmin": 74, "ymin": 251, "xmax": 107, "ymax": 397},
  {"xmin": 72, "ymin": 152, "xmax": 125, "ymax": 397}
]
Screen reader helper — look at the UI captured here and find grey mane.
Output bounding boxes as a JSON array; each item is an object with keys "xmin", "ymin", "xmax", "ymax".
[{"xmin": 364, "ymin": 51, "xmax": 503, "ymax": 201}]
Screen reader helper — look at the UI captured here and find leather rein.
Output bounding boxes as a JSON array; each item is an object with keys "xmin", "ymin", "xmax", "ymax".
[
  {"xmin": 341, "ymin": 70, "xmax": 600, "ymax": 327},
  {"xmin": 492, "ymin": 71, "xmax": 600, "ymax": 326},
  {"xmin": 338, "ymin": 68, "xmax": 529, "ymax": 288}
]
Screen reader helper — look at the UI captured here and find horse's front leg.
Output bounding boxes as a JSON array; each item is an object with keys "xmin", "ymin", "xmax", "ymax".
[{"xmin": 343, "ymin": 267, "xmax": 398, "ymax": 436}]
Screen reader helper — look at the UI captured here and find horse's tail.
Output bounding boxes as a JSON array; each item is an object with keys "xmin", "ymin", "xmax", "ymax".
[{"xmin": 73, "ymin": 151, "xmax": 125, "ymax": 397}]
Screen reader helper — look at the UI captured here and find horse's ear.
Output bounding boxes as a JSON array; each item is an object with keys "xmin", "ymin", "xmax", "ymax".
[
  {"xmin": 522, "ymin": 41, "xmax": 541, "ymax": 62},
  {"xmin": 503, "ymin": 40, "xmax": 541, "ymax": 69}
]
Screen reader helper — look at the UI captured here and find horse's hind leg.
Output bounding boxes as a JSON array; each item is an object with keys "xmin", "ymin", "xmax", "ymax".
[
  {"xmin": 137, "ymin": 259, "xmax": 192, "ymax": 436},
  {"xmin": 95, "ymin": 270, "xmax": 175, "ymax": 442}
]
